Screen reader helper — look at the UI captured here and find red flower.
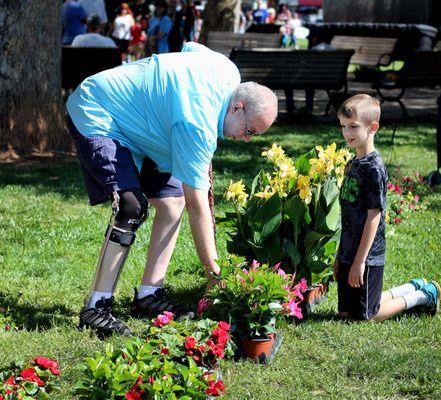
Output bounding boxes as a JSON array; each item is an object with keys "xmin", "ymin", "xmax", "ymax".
[
  {"xmin": 217, "ymin": 321, "xmax": 230, "ymax": 332},
  {"xmin": 126, "ymin": 390, "xmax": 143, "ymax": 400},
  {"xmin": 21, "ymin": 367, "xmax": 45, "ymax": 387},
  {"xmin": 394, "ymin": 217, "xmax": 403, "ymax": 224},
  {"xmin": 185, "ymin": 336, "xmax": 197, "ymax": 350},
  {"xmin": 126, "ymin": 377, "xmax": 144, "ymax": 400},
  {"xmin": 4, "ymin": 376, "xmax": 20, "ymax": 388},
  {"xmin": 4, "ymin": 325, "xmax": 10, "ymax": 332},
  {"xmin": 205, "ymin": 379, "xmax": 225, "ymax": 396},
  {"xmin": 33, "ymin": 356, "xmax": 60, "ymax": 375},
  {"xmin": 160, "ymin": 347, "xmax": 169, "ymax": 355},
  {"xmin": 211, "ymin": 328, "xmax": 228, "ymax": 342}
]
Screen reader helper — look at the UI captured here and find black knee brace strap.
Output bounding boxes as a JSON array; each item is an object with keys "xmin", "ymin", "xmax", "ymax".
[{"xmin": 106, "ymin": 226, "xmax": 136, "ymax": 247}]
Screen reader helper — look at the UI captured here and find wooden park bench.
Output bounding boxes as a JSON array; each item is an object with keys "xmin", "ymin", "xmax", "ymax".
[
  {"xmin": 61, "ymin": 46, "xmax": 122, "ymax": 91},
  {"xmin": 229, "ymin": 48, "xmax": 354, "ymax": 114},
  {"xmin": 330, "ymin": 35, "xmax": 397, "ymax": 68},
  {"xmin": 372, "ymin": 51, "xmax": 441, "ymax": 115},
  {"xmin": 206, "ymin": 31, "xmax": 280, "ymax": 57}
]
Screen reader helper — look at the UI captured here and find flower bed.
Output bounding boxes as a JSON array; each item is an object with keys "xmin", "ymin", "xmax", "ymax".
[
  {"xmin": 386, "ymin": 169, "xmax": 430, "ymax": 225},
  {"xmin": 221, "ymin": 143, "xmax": 351, "ymax": 286},
  {"xmin": 75, "ymin": 316, "xmax": 233, "ymax": 399},
  {"xmin": 0, "ymin": 357, "xmax": 60, "ymax": 399}
]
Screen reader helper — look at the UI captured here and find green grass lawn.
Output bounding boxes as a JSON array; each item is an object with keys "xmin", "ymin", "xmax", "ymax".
[{"xmin": 1, "ymin": 121, "xmax": 440, "ymax": 399}]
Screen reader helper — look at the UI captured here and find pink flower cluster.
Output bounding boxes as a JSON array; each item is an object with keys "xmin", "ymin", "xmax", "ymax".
[{"xmin": 152, "ymin": 311, "xmax": 174, "ymax": 327}]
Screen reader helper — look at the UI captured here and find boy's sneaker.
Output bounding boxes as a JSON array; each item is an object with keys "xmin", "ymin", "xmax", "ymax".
[
  {"xmin": 131, "ymin": 288, "xmax": 195, "ymax": 320},
  {"xmin": 420, "ymin": 281, "xmax": 440, "ymax": 316},
  {"xmin": 79, "ymin": 297, "xmax": 132, "ymax": 337},
  {"xmin": 409, "ymin": 278, "xmax": 427, "ymax": 291}
]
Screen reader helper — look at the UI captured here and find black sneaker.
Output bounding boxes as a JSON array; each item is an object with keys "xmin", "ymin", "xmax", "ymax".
[
  {"xmin": 79, "ymin": 297, "xmax": 132, "ymax": 337},
  {"xmin": 131, "ymin": 288, "xmax": 194, "ymax": 320}
]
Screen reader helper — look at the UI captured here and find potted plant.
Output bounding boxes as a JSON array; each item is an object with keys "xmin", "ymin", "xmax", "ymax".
[
  {"xmin": 202, "ymin": 257, "xmax": 306, "ymax": 359},
  {"xmin": 220, "ymin": 143, "xmax": 351, "ymax": 290}
]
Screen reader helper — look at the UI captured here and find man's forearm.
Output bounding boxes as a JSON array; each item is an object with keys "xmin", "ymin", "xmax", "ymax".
[{"xmin": 183, "ymin": 184, "xmax": 219, "ymax": 274}]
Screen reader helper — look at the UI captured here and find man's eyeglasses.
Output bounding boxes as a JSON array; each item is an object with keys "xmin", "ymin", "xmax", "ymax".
[{"xmin": 242, "ymin": 108, "xmax": 255, "ymax": 137}]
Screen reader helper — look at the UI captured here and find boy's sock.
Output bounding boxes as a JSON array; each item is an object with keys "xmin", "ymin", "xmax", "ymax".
[
  {"xmin": 88, "ymin": 291, "xmax": 113, "ymax": 308},
  {"xmin": 389, "ymin": 278, "xmax": 427, "ymax": 298},
  {"xmin": 389, "ymin": 283, "xmax": 417, "ymax": 299},
  {"xmin": 402, "ymin": 290, "xmax": 430, "ymax": 310},
  {"xmin": 137, "ymin": 285, "xmax": 161, "ymax": 299}
]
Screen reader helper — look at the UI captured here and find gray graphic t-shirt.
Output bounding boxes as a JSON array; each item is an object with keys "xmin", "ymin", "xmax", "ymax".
[{"xmin": 337, "ymin": 151, "xmax": 387, "ymax": 266}]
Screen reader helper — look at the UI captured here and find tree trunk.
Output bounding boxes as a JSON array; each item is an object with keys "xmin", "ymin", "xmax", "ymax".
[
  {"xmin": 199, "ymin": 0, "xmax": 241, "ymax": 45},
  {"xmin": 0, "ymin": 0, "xmax": 68, "ymax": 157}
]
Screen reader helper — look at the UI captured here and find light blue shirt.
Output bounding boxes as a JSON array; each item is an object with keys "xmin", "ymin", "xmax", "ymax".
[{"xmin": 66, "ymin": 43, "xmax": 241, "ymax": 190}]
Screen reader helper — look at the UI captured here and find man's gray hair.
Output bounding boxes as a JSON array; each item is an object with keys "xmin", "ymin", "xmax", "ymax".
[{"xmin": 231, "ymin": 82, "xmax": 278, "ymax": 118}]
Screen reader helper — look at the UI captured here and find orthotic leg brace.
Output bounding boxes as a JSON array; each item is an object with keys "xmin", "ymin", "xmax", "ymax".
[{"xmin": 89, "ymin": 192, "xmax": 147, "ymax": 297}]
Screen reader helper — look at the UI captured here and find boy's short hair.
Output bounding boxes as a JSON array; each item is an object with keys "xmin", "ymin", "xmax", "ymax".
[{"xmin": 337, "ymin": 94, "xmax": 381, "ymax": 125}]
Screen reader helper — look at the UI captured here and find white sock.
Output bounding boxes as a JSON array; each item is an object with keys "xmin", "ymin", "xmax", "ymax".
[
  {"xmin": 389, "ymin": 283, "xmax": 416, "ymax": 299},
  {"xmin": 88, "ymin": 291, "xmax": 113, "ymax": 308},
  {"xmin": 402, "ymin": 290, "xmax": 430, "ymax": 310},
  {"xmin": 138, "ymin": 285, "xmax": 161, "ymax": 299}
]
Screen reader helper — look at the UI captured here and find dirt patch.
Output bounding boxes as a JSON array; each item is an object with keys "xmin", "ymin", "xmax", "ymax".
[{"xmin": 0, "ymin": 149, "xmax": 76, "ymax": 167}]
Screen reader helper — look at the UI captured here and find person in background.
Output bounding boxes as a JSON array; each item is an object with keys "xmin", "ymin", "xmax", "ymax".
[
  {"xmin": 147, "ymin": 0, "xmax": 172, "ymax": 55},
  {"xmin": 267, "ymin": 1, "xmax": 276, "ymax": 23},
  {"xmin": 168, "ymin": 0, "xmax": 185, "ymax": 52},
  {"xmin": 72, "ymin": 14, "xmax": 116, "ymax": 47},
  {"xmin": 130, "ymin": 0, "xmax": 150, "ymax": 19},
  {"xmin": 276, "ymin": 3, "xmax": 289, "ymax": 24},
  {"xmin": 128, "ymin": 15, "xmax": 147, "ymax": 60},
  {"xmin": 183, "ymin": 1, "xmax": 196, "ymax": 43},
  {"xmin": 62, "ymin": 0, "xmax": 87, "ymax": 45},
  {"xmin": 78, "ymin": 0, "xmax": 108, "ymax": 24},
  {"xmin": 110, "ymin": 3, "xmax": 135, "ymax": 61},
  {"xmin": 252, "ymin": 0, "xmax": 268, "ymax": 25}
]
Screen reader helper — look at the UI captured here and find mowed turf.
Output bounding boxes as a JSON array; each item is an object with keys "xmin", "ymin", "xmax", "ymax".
[{"xmin": 0, "ymin": 121, "xmax": 440, "ymax": 399}]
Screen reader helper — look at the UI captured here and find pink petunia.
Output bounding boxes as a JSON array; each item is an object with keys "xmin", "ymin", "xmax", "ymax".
[
  {"xmin": 294, "ymin": 278, "xmax": 308, "ymax": 293},
  {"xmin": 197, "ymin": 298, "xmax": 211, "ymax": 316},
  {"xmin": 272, "ymin": 262, "xmax": 282, "ymax": 271},
  {"xmin": 152, "ymin": 312, "xmax": 174, "ymax": 327},
  {"xmin": 250, "ymin": 260, "xmax": 260, "ymax": 271}
]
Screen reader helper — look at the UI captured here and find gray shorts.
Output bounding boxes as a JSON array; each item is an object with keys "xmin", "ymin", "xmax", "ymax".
[{"xmin": 68, "ymin": 116, "xmax": 184, "ymax": 205}]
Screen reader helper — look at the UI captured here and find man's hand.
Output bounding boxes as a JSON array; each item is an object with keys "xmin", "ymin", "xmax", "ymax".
[
  {"xmin": 348, "ymin": 261, "xmax": 365, "ymax": 288},
  {"xmin": 183, "ymin": 183, "xmax": 219, "ymax": 277}
]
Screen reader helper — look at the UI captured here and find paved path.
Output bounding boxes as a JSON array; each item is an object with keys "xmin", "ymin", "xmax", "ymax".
[{"xmin": 276, "ymin": 82, "xmax": 440, "ymax": 123}]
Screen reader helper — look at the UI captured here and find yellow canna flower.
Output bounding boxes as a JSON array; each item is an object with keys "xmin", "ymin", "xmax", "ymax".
[
  {"xmin": 309, "ymin": 157, "xmax": 326, "ymax": 178},
  {"xmin": 297, "ymin": 174, "xmax": 312, "ymax": 204},
  {"xmin": 254, "ymin": 186, "xmax": 274, "ymax": 199},
  {"xmin": 276, "ymin": 157, "xmax": 297, "ymax": 180},
  {"xmin": 262, "ymin": 143, "xmax": 285, "ymax": 164},
  {"xmin": 225, "ymin": 180, "xmax": 248, "ymax": 206}
]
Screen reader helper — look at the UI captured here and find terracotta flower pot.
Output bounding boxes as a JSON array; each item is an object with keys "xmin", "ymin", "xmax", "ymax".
[{"xmin": 241, "ymin": 334, "xmax": 274, "ymax": 359}]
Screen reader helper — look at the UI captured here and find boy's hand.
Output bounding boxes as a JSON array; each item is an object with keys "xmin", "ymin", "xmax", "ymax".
[
  {"xmin": 333, "ymin": 259, "xmax": 339, "ymax": 280},
  {"xmin": 348, "ymin": 261, "xmax": 365, "ymax": 288}
]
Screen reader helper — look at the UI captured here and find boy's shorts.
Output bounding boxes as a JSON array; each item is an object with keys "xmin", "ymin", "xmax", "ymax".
[
  {"xmin": 67, "ymin": 116, "xmax": 183, "ymax": 205},
  {"xmin": 337, "ymin": 262, "xmax": 384, "ymax": 320}
]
